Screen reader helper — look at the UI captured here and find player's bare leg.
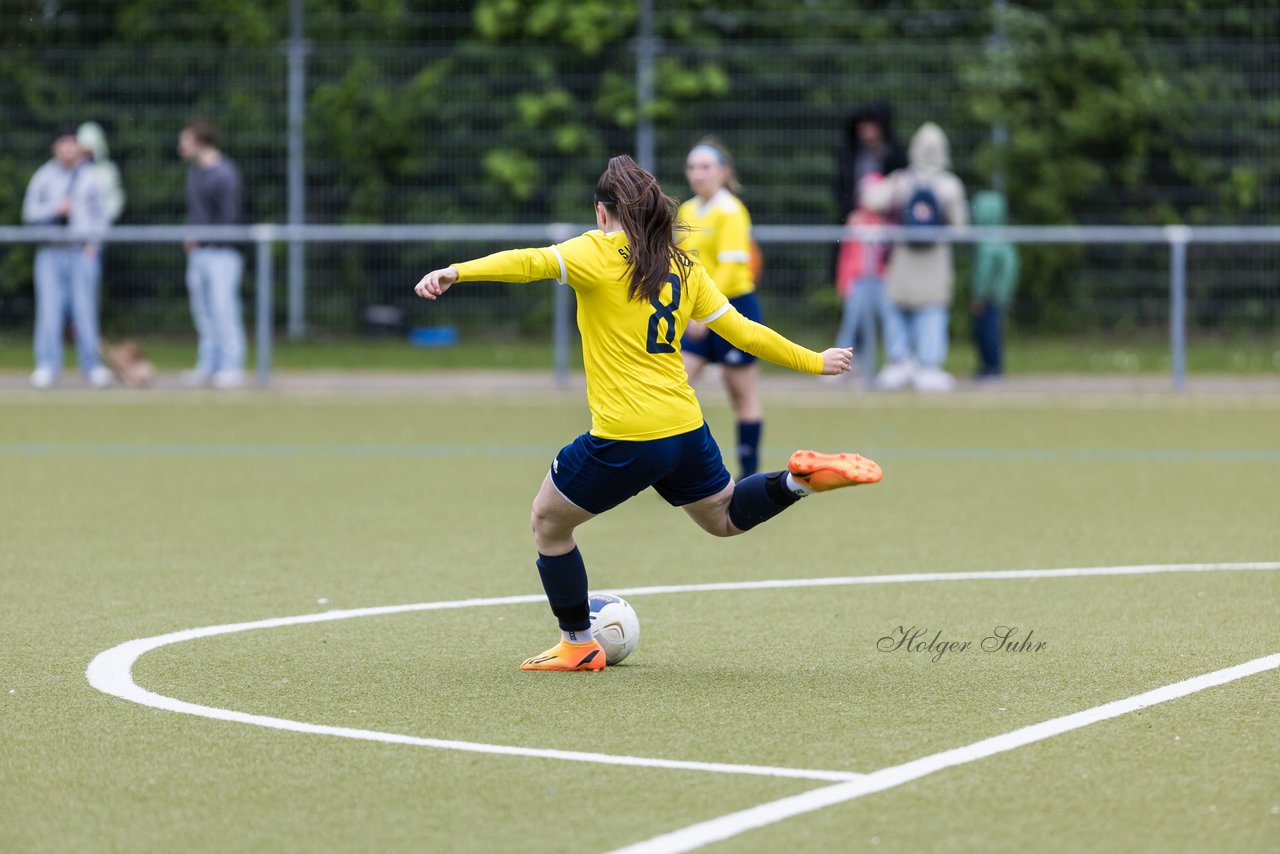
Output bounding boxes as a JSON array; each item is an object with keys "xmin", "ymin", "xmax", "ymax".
[
  {"xmin": 682, "ymin": 350, "xmax": 707, "ymax": 383},
  {"xmin": 523, "ymin": 473, "xmax": 606, "ymax": 671}
]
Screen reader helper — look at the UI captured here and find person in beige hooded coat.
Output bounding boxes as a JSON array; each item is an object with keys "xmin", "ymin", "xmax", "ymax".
[{"xmin": 864, "ymin": 122, "xmax": 967, "ymax": 391}]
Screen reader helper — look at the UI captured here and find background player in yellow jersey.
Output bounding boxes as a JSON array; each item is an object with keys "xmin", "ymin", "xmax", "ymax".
[
  {"xmin": 679, "ymin": 139, "xmax": 765, "ymax": 479},
  {"xmin": 414, "ymin": 156, "xmax": 881, "ymax": 672}
]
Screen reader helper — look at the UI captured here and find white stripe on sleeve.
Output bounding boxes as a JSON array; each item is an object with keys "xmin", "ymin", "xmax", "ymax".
[
  {"xmin": 695, "ymin": 303, "xmax": 731, "ymax": 324},
  {"xmin": 717, "ymin": 251, "xmax": 751, "ymax": 263},
  {"xmin": 549, "ymin": 246, "xmax": 568, "ymax": 284}
]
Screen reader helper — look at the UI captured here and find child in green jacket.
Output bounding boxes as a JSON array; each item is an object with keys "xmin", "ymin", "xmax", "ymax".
[{"xmin": 970, "ymin": 191, "xmax": 1019, "ymax": 378}]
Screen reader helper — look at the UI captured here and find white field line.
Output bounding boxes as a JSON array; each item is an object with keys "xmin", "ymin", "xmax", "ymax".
[
  {"xmin": 85, "ymin": 593, "xmax": 860, "ymax": 783},
  {"xmin": 607, "ymin": 651, "xmax": 1280, "ymax": 854},
  {"xmin": 87, "ymin": 564, "xmax": 1280, "ymax": 790}
]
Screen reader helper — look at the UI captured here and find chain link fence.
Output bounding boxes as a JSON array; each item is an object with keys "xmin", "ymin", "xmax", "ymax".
[{"xmin": 1, "ymin": 2, "xmax": 1276, "ymax": 344}]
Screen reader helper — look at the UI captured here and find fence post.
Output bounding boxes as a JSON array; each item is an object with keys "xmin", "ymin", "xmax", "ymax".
[
  {"xmin": 1166, "ymin": 225, "xmax": 1191, "ymax": 391},
  {"xmin": 254, "ymin": 227, "xmax": 275, "ymax": 388},
  {"xmin": 285, "ymin": 0, "xmax": 310, "ymax": 340},
  {"xmin": 635, "ymin": 0, "xmax": 657, "ymax": 172}
]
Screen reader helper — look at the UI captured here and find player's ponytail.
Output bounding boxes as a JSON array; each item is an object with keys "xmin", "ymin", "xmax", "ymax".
[{"xmin": 595, "ymin": 155, "xmax": 691, "ymax": 304}]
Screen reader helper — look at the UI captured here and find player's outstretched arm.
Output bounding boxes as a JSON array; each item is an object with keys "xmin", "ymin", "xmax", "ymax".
[
  {"xmin": 414, "ymin": 247, "xmax": 563, "ymax": 302},
  {"xmin": 414, "ymin": 266, "xmax": 458, "ymax": 300},
  {"xmin": 705, "ymin": 307, "xmax": 852, "ymax": 376}
]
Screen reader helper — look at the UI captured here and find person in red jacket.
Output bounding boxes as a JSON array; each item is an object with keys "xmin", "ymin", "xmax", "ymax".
[{"xmin": 833, "ymin": 172, "xmax": 888, "ymax": 383}]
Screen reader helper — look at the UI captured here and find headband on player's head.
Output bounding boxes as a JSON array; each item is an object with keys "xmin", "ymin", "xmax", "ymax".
[
  {"xmin": 593, "ymin": 193, "xmax": 616, "ymax": 205},
  {"xmin": 689, "ymin": 144, "xmax": 728, "ymax": 165}
]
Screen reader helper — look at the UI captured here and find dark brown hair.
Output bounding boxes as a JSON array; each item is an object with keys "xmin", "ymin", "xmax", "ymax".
[
  {"xmin": 183, "ymin": 118, "xmax": 217, "ymax": 148},
  {"xmin": 595, "ymin": 155, "xmax": 690, "ymax": 303}
]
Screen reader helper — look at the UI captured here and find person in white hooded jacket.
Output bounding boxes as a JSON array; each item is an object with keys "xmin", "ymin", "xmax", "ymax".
[
  {"xmin": 864, "ymin": 122, "xmax": 967, "ymax": 392},
  {"xmin": 77, "ymin": 122, "xmax": 126, "ymax": 225}
]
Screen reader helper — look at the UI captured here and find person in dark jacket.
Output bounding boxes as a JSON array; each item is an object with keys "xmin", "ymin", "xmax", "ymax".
[
  {"xmin": 178, "ymin": 117, "xmax": 246, "ymax": 389},
  {"xmin": 834, "ymin": 102, "xmax": 908, "ymax": 223}
]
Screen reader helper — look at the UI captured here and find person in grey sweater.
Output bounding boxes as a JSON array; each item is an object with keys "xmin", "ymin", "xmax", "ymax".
[
  {"xmin": 21, "ymin": 125, "xmax": 112, "ymax": 389},
  {"xmin": 178, "ymin": 118, "xmax": 246, "ymax": 388}
]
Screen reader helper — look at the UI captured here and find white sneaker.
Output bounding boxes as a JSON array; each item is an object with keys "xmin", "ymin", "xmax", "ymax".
[
  {"xmin": 912, "ymin": 367, "xmax": 956, "ymax": 393},
  {"xmin": 88, "ymin": 366, "xmax": 114, "ymax": 389},
  {"xmin": 874, "ymin": 361, "xmax": 915, "ymax": 391},
  {"xmin": 180, "ymin": 370, "xmax": 212, "ymax": 388},
  {"xmin": 30, "ymin": 367, "xmax": 56, "ymax": 389},
  {"xmin": 211, "ymin": 369, "xmax": 246, "ymax": 389}
]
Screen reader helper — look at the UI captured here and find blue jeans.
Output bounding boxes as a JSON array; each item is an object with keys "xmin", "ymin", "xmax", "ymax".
[
  {"xmin": 881, "ymin": 300, "xmax": 949, "ymax": 369},
  {"xmin": 835, "ymin": 276, "xmax": 883, "ymax": 375},
  {"xmin": 186, "ymin": 248, "xmax": 246, "ymax": 374},
  {"xmin": 33, "ymin": 247, "xmax": 103, "ymax": 376}
]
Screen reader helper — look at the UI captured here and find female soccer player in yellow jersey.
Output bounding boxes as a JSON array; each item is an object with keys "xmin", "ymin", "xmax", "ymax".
[
  {"xmin": 414, "ymin": 156, "xmax": 881, "ymax": 672},
  {"xmin": 679, "ymin": 139, "xmax": 766, "ymax": 479}
]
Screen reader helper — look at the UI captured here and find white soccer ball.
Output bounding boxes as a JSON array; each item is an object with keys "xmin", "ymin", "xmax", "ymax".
[{"xmin": 589, "ymin": 593, "xmax": 640, "ymax": 665}]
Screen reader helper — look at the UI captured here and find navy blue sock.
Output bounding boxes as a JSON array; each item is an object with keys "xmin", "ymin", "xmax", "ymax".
[
  {"xmin": 728, "ymin": 471, "xmax": 800, "ymax": 532},
  {"xmin": 535, "ymin": 547, "xmax": 590, "ymax": 632},
  {"xmin": 737, "ymin": 420, "xmax": 763, "ymax": 478}
]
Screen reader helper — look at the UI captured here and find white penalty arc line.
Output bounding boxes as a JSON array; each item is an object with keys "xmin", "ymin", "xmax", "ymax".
[
  {"xmin": 608, "ymin": 651, "xmax": 1280, "ymax": 854},
  {"xmin": 87, "ymin": 562, "xmax": 1280, "ymax": 789}
]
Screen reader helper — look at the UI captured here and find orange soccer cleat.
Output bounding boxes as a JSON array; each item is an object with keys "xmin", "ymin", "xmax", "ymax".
[
  {"xmin": 519, "ymin": 638, "xmax": 607, "ymax": 672},
  {"xmin": 787, "ymin": 450, "xmax": 883, "ymax": 492}
]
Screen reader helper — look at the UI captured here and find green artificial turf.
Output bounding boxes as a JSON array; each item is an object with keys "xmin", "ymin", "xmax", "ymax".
[{"xmin": 2, "ymin": 393, "xmax": 1278, "ymax": 852}]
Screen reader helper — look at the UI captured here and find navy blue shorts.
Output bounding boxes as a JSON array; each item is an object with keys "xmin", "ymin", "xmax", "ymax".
[
  {"xmin": 681, "ymin": 292, "xmax": 762, "ymax": 367},
  {"xmin": 550, "ymin": 423, "xmax": 732, "ymax": 515}
]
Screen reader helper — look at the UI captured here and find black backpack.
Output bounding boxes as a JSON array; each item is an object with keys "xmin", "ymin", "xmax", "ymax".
[{"xmin": 901, "ymin": 179, "xmax": 946, "ymax": 249}]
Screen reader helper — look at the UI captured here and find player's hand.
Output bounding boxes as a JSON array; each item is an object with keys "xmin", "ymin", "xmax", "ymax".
[
  {"xmin": 414, "ymin": 266, "xmax": 458, "ymax": 300},
  {"xmin": 684, "ymin": 319, "xmax": 708, "ymax": 341},
  {"xmin": 820, "ymin": 347, "xmax": 853, "ymax": 376}
]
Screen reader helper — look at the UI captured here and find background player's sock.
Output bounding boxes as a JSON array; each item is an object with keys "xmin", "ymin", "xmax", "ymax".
[
  {"xmin": 737, "ymin": 420, "xmax": 762, "ymax": 478},
  {"xmin": 728, "ymin": 471, "xmax": 802, "ymax": 532},
  {"xmin": 536, "ymin": 547, "xmax": 591, "ymax": 634}
]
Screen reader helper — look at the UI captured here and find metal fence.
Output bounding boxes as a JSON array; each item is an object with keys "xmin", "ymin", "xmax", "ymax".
[
  {"xmin": 2, "ymin": 222, "xmax": 1275, "ymax": 391},
  {"xmin": 3, "ymin": 4, "xmax": 1277, "ymax": 341}
]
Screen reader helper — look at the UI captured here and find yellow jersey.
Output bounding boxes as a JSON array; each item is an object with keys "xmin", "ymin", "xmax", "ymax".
[
  {"xmin": 677, "ymin": 188, "xmax": 755, "ymax": 299},
  {"xmin": 452, "ymin": 229, "xmax": 820, "ymax": 441}
]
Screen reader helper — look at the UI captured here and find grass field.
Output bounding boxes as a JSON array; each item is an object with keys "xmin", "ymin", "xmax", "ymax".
[{"xmin": 3, "ymin": 389, "xmax": 1278, "ymax": 852}]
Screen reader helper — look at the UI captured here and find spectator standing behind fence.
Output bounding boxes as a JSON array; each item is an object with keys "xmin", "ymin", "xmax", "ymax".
[
  {"xmin": 865, "ymin": 122, "xmax": 968, "ymax": 393},
  {"xmin": 833, "ymin": 172, "xmax": 888, "ymax": 382},
  {"xmin": 679, "ymin": 139, "xmax": 765, "ymax": 479},
  {"xmin": 178, "ymin": 118, "xmax": 246, "ymax": 389},
  {"xmin": 970, "ymin": 190, "xmax": 1019, "ymax": 380},
  {"xmin": 22, "ymin": 125, "xmax": 112, "ymax": 390},
  {"xmin": 834, "ymin": 102, "xmax": 907, "ymax": 223}
]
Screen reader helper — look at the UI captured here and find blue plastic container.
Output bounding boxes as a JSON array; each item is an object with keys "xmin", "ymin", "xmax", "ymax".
[{"xmin": 408, "ymin": 326, "xmax": 459, "ymax": 348}]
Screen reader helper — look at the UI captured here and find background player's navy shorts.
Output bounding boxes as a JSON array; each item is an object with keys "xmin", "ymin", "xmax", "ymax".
[
  {"xmin": 550, "ymin": 423, "xmax": 732, "ymax": 514},
  {"xmin": 681, "ymin": 291, "xmax": 762, "ymax": 367}
]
